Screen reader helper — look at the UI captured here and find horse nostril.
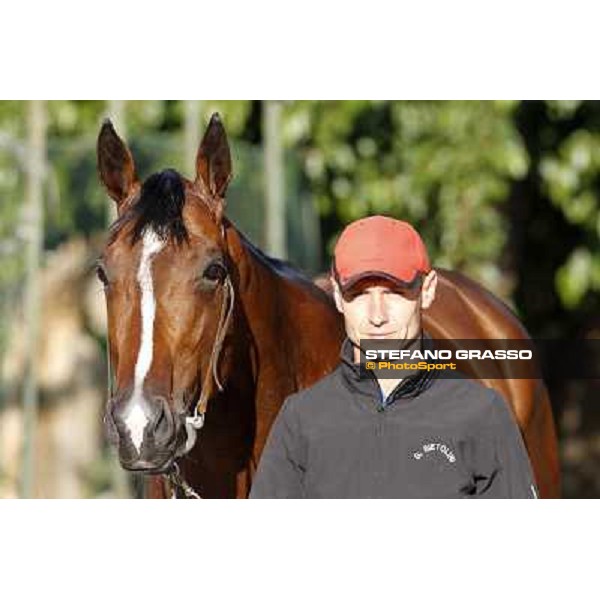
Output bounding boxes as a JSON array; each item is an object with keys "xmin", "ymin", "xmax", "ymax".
[
  {"xmin": 153, "ymin": 402, "xmax": 174, "ymax": 444},
  {"xmin": 103, "ymin": 405, "xmax": 120, "ymax": 446}
]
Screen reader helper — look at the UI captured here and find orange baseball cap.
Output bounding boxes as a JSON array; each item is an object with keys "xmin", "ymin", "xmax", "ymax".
[{"xmin": 332, "ymin": 215, "xmax": 431, "ymax": 291}]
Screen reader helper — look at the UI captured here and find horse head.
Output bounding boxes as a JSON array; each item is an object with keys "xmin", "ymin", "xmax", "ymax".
[{"xmin": 97, "ymin": 113, "xmax": 238, "ymax": 474}]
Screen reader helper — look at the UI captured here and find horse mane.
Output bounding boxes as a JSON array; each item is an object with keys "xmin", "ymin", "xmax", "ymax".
[
  {"xmin": 108, "ymin": 169, "xmax": 189, "ymax": 245},
  {"xmin": 231, "ymin": 223, "xmax": 335, "ymax": 304}
]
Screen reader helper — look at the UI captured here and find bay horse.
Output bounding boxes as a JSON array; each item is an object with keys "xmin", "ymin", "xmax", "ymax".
[{"xmin": 97, "ymin": 114, "xmax": 560, "ymax": 498}]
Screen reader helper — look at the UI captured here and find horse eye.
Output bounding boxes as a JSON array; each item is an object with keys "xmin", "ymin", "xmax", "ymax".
[
  {"xmin": 203, "ymin": 261, "xmax": 227, "ymax": 283},
  {"xmin": 96, "ymin": 265, "xmax": 110, "ymax": 287}
]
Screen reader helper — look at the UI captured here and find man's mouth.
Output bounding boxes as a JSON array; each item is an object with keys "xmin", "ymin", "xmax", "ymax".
[{"xmin": 364, "ymin": 332, "xmax": 396, "ymax": 338}]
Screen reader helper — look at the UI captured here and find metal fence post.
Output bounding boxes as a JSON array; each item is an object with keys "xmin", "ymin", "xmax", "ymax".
[
  {"xmin": 263, "ymin": 101, "xmax": 286, "ymax": 259},
  {"xmin": 184, "ymin": 101, "xmax": 201, "ymax": 177}
]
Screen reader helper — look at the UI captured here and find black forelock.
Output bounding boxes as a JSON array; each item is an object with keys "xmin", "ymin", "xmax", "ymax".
[{"xmin": 128, "ymin": 169, "xmax": 188, "ymax": 244}]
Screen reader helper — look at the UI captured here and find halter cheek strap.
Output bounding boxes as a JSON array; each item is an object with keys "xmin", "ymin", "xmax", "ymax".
[
  {"xmin": 185, "ymin": 274, "xmax": 235, "ymax": 430},
  {"xmin": 185, "ymin": 220, "xmax": 235, "ymax": 431},
  {"xmin": 172, "ymin": 222, "xmax": 234, "ymax": 500}
]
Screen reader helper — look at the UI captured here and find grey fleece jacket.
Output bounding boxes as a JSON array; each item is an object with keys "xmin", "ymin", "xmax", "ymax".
[{"xmin": 250, "ymin": 338, "xmax": 538, "ymax": 499}]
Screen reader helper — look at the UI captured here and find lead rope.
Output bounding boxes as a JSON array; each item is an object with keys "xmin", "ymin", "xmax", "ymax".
[{"xmin": 166, "ymin": 464, "xmax": 202, "ymax": 499}]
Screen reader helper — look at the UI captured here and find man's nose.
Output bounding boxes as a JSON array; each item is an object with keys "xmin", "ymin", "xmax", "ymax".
[{"xmin": 368, "ymin": 293, "xmax": 388, "ymax": 326}]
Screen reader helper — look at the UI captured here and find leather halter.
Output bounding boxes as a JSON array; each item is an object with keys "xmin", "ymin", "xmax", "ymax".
[
  {"xmin": 182, "ymin": 192, "xmax": 235, "ymax": 430},
  {"xmin": 170, "ymin": 221, "xmax": 235, "ymax": 499},
  {"xmin": 184, "ymin": 263, "xmax": 235, "ymax": 432}
]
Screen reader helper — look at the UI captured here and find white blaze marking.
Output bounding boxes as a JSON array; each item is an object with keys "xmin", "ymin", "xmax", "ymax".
[
  {"xmin": 123, "ymin": 403, "xmax": 148, "ymax": 453},
  {"xmin": 124, "ymin": 229, "xmax": 165, "ymax": 452}
]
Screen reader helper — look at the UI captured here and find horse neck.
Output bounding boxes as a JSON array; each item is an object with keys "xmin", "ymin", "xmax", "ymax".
[
  {"xmin": 228, "ymin": 226, "xmax": 293, "ymax": 340},
  {"xmin": 225, "ymin": 224, "xmax": 333, "ymax": 384}
]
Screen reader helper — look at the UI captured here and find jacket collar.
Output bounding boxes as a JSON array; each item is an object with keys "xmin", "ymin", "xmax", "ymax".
[{"xmin": 338, "ymin": 332, "xmax": 438, "ymax": 405}]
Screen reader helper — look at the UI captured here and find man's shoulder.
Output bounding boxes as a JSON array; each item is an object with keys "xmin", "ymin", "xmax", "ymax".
[{"xmin": 284, "ymin": 365, "xmax": 345, "ymax": 414}]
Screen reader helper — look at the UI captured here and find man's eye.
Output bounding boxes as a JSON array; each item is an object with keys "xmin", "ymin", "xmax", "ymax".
[{"xmin": 202, "ymin": 261, "xmax": 227, "ymax": 284}]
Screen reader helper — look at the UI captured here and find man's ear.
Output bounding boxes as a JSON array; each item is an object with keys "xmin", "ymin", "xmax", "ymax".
[
  {"xmin": 420, "ymin": 269, "xmax": 438, "ymax": 310},
  {"xmin": 331, "ymin": 278, "xmax": 344, "ymax": 314}
]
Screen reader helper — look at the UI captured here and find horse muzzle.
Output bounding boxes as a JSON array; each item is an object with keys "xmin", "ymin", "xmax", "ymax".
[{"xmin": 105, "ymin": 391, "xmax": 192, "ymax": 473}]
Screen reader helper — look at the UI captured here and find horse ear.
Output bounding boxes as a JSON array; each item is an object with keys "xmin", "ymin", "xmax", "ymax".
[
  {"xmin": 97, "ymin": 119, "xmax": 138, "ymax": 206},
  {"xmin": 195, "ymin": 113, "xmax": 232, "ymax": 200}
]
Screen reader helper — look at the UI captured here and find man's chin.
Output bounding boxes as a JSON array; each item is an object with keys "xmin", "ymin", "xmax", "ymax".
[{"xmin": 358, "ymin": 333, "xmax": 421, "ymax": 347}]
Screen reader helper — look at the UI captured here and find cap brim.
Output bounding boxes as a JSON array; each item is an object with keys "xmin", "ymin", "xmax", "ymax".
[{"xmin": 339, "ymin": 270, "xmax": 424, "ymax": 293}]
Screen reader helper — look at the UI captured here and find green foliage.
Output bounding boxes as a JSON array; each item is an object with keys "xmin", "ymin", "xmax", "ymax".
[
  {"xmin": 555, "ymin": 248, "xmax": 600, "ymax": 309},
  {"xmin": 540, "ymin": 126, "xmax": 600, "ymax": 307},
  {"xmin": 285, "ymin": 101, "xmax": 529, "ymax": 291}
]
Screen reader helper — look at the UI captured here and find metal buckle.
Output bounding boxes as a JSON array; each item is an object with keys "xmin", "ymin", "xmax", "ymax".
[
  {"xmin": 185, "ymin": 410, "xmax": 205, "ymax": 430},
  {"xmin": 167, "ymin": 463, "xmax": 202, "ymax": 500}
]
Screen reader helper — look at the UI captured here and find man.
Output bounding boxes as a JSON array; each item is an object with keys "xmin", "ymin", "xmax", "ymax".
[{"xmin": 250, "ymin": 215, "xmax": 537, "ymax": 498}]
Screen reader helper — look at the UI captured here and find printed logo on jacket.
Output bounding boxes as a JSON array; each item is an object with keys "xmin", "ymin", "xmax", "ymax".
[{"xmin": 411, "ymin": 441, "xmax": 456, "ymax": 463}]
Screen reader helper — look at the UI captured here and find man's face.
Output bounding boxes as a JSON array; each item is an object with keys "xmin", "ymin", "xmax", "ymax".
[{"xmin": 332, "ymin": 271, "xmax": 438, "ymax": 349}]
